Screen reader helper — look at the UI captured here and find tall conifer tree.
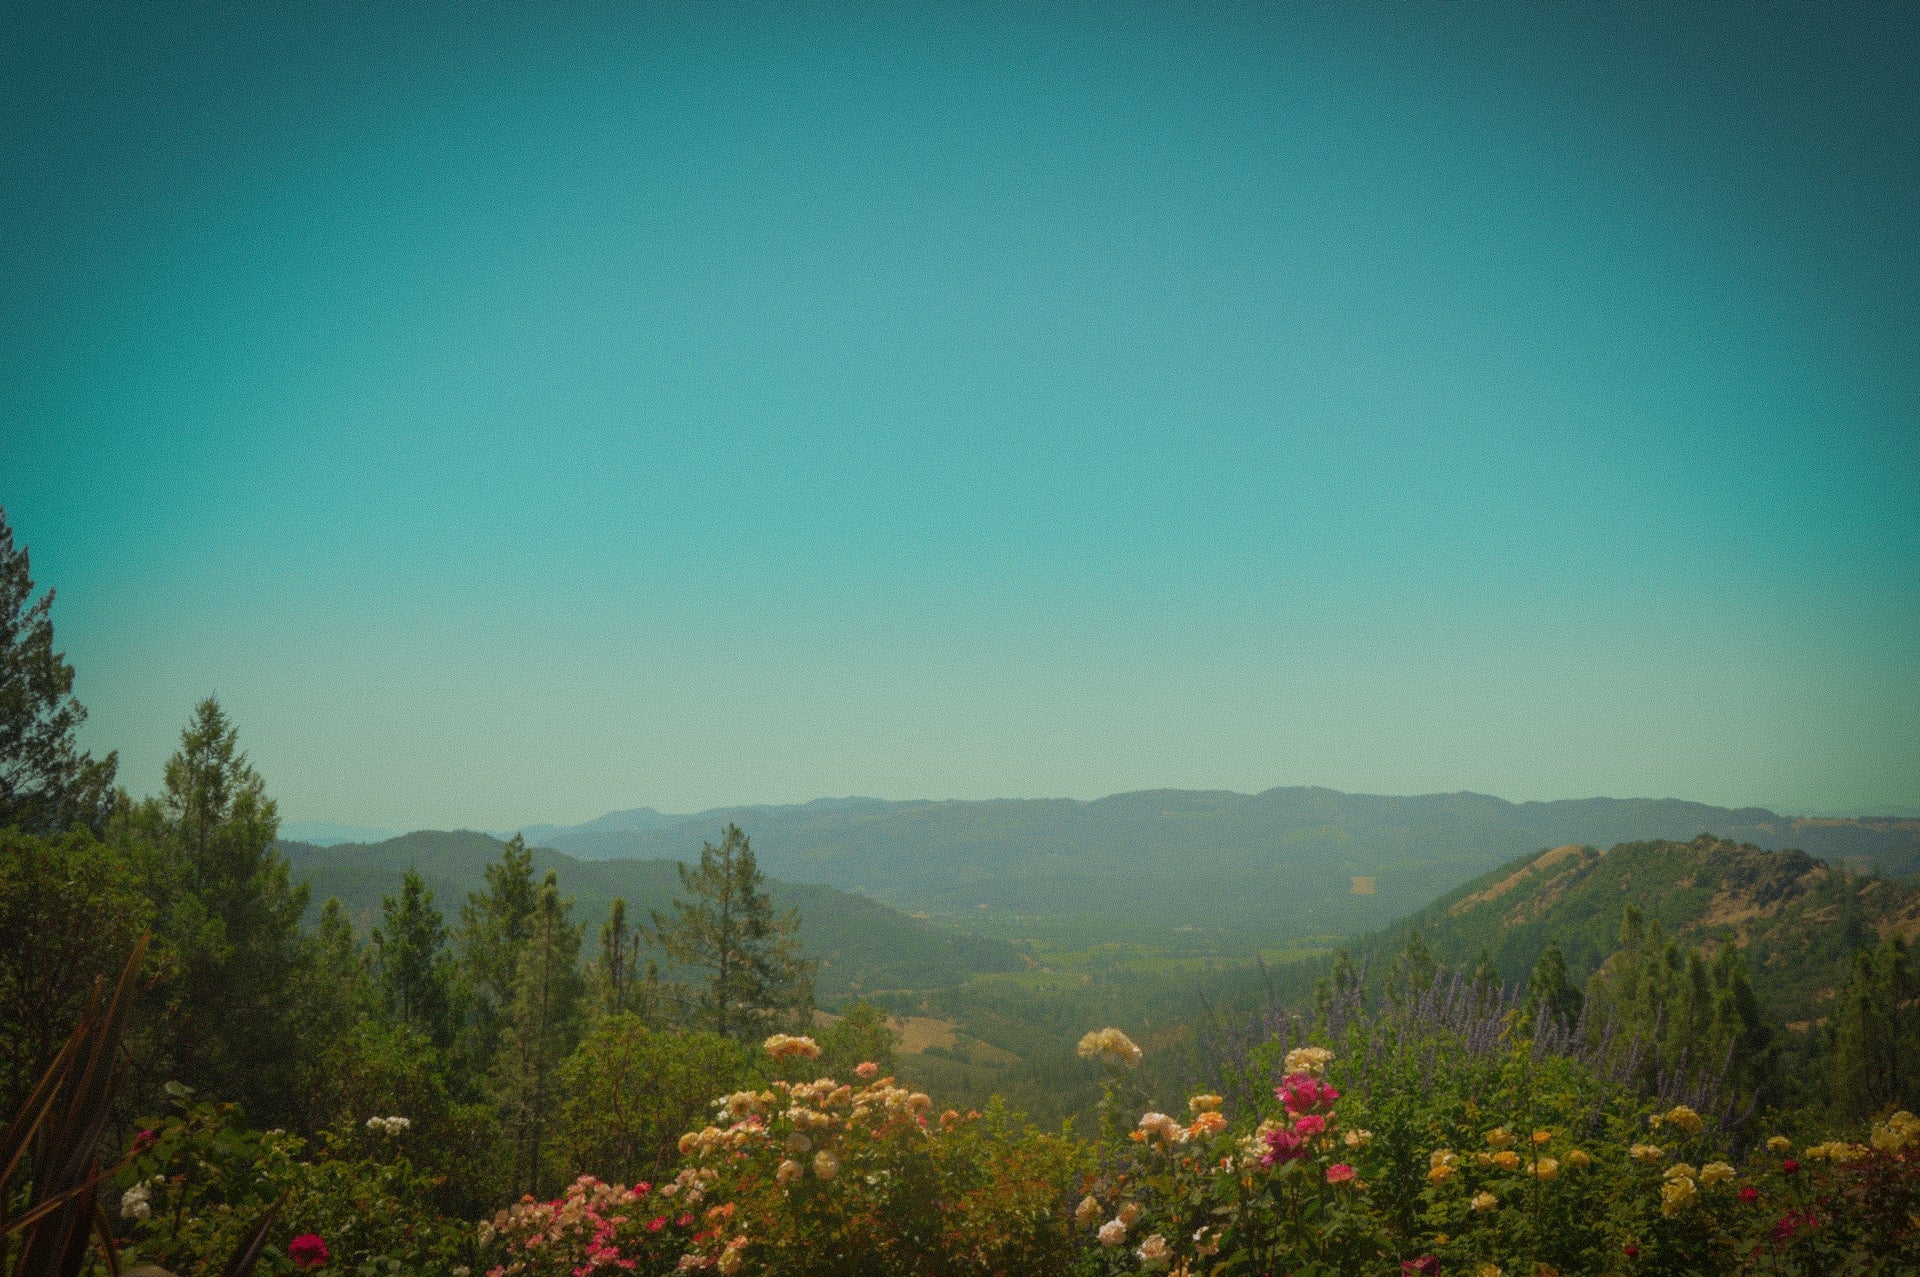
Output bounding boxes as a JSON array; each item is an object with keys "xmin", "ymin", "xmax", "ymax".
[
  {"xmin": 130, "ymin": 697, "xmax": 308, "ymax": 1122},
  {"xmin": 375, "ymin": 869, "xmax": 456, "ymax": 1047},
  {"xmin": 495, "ymin": 871, "xmax": 583, "ymax": 1197},
  {"xmin": 456, "ymin": 834, "xmax": 539, "ymax": 1062},
  {"xmin": 646, "ymin": 824, "xmax": 813, "ymax": 1040},
  {"xmin": 0, "ymin": 509, "xmax": 117, "ymax": 835}
]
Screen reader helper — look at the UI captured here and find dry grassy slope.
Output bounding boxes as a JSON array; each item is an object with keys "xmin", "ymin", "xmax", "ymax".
[{"xmin": 1385, "ymin": 835, "xmax": 1920, "ymax": 1024}]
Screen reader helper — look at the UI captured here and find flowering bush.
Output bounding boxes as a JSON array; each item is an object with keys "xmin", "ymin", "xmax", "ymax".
[
  {"xmin": 663, "ymin": 1041, "xmax": 1086, "ymax": 1277},
  {"xmin": 114, "ymin": 1087, "xmax": 470, "ymax": 1276},
  {"xmin": 112, "ymin": 1025, "xmax": 1920, "ymax": 1276},
  {"xmin": 482, "ymin": 1174, "xmax": 695, "ymax": 1276}
]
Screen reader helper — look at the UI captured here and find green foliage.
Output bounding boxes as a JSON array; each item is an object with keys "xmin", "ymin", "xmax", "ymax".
[
  {"xmin": 455, "ymin": 832, "xmax": 539, "ymax": 1066},
  {"xmin": 1587, "ymin": 908, "xmax": 1774, "ymax": 1113},
  {"xmin": 0, "ymin": 826, "xmax": 151, "ymax": 1117},
  {"xmin": 494, "ymin": 872, "xmax": 585, "ymax": 1198},
  {"xmin": 293, "ymin": 897, "xmax": 376, "ymax": 1053},
  {"xmin": 1523, "ymin": 941, "xmax": 1584, "ymax": 1031},
  {"xmin": 646, "ymin": 823, "xmax": 814, "ymax": 1040},
  {"xmin": 817, "ymin": 1001, "xmax": 897, "ymax": 1081},
  {"xmin": 281, "ymin": 830, "xmax": 1028, "ymax": 1001},
  {"xmin": 372, "ymin": 869, "xmax": 457, "ymax": 1047},
  {"xmin": 117, "ymin": 1086, "xmax": 471, "ymax": 1277},
  {"xmin": 1828, "ymin": 936, "xmax": 1920, "ymax": 1121},
  {"xmin": 0, "ymin": 508, "xmax": 117, "ymax": 837},
  {"xmin": 121, "ymin": 697, "xmax": 310, "ymax": 1126},
  {"xmin": 553, "ymin": 1015, "xmax": 753, "ymax": 1186}
]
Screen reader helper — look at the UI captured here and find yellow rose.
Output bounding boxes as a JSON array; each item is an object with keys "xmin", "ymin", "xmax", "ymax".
[
  {"xmin": 1532, "ymin": 1157, "xmax": 1560, "ymax": 1180},
  {"xmin": 1472, "ymin": 1191, "xmax": 1497, "ymax": 1212},
  {"xmin": 1492, "ymin": 1149, "xmax": 1521, "ymax": 1171},
  {"xmin": 1428, "ymin": 1164, "xmax": 1457, "ymax": 1184},
  {"xmin": 1665, "ymin": 1105, "xmax": 1704, "ymax": 1135},
  {"xmin": 1532, "ymin": 1129, "xmax": 1553, "ymax": 1146},
  {"xmin": 1566, "ymin": 1149, "xmax": 1590, "ymax": 1168},
  {"xmin": 1486, "ymin": 1127, "xmax": 1515, "ymax": 1149},
  {"xmin": 1660, "ymin": 1175, "xmax": 1697, "ymax": 1217},
  {"xmin": 1664, "ymin": 1163, "xmax": 1698, "ymax": 1181},
  {"xmin": 1630, "ymin": 1144, "xmax": 1664, "ymax": 1163},
  {"xmin": 1700, "ymin": 1162, "xmax": 1735, "ymax": 1187},
  {"xmin": 1344, "ymin": 1128, "xmax": 1373, "ymax": 1149},
  {"xmin": 1767, "ymin": 1135, "xmax": 1791, "ymax": 1153}
]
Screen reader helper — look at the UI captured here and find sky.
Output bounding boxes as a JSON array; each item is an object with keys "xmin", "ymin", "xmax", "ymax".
[{"xmin": 3, "ymin": 2, "xmax": 1917, "ymax": 830}]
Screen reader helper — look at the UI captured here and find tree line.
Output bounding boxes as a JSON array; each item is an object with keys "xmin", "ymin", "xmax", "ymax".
[{"xmin": 0, "ymin": 508, "xmax": 896, "ymax": 1210}]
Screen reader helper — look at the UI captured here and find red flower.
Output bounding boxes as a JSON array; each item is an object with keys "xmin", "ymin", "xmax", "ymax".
[
  {"xmin": 1401, "ymin": 1257, "xmax": 1440, "ymax": 1275},
  {"xmin": 288, "ymin": 1233, "xmax": 329, "ymax": 1270},
  {"xmin": 1325, "ymin": 1163, "xmax": 1356, "ymax": 1183},
  {"xmin": 1739, "ymin": 1186, "xmax": 1759, "ymax": 1203},
  {"xmin": 1623, "ymin": 1243, "xmax": 1639, "ymax": 1258},
  {"xmin": 648, "ymin": 1217, "xmax": 665, "ymax": 1232},
  {"xmin": 130, "ymin": 1129, "xmax": 156, "ymax": 1156},
  {"xmin": 1294, "ymin": 1113, "xmax": 1328, "ymax": 1138},
  {"xmin": 1276, "ymin": 1073, "xmax": 1340, "ymax": 1115},
  {"xmin": 1261, "ymin": 1127, "xmax": 1307, "ymax": 1167},
  {"xmin": 1781, "ymin": 1159, "xmax": 1799, "ymax": 1175}
]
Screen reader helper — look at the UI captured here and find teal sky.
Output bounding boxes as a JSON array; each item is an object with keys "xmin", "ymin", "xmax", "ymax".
[{"xmin": 4, "ymin": 2, "xmax": 1917, "ymax": 829}]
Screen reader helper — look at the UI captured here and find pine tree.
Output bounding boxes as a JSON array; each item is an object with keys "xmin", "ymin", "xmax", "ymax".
[
  {"xmin": 495, "ymin": 871, "xmax": 584, "ymax": 1197},
  {"xmin": 1830, "ymin": 938, "xmax": 1916, "ymax": 1120},
  {"xmin": 374, "ymin": 869, "xmax": 456, "ymax": 1046},
  {"xmin": 126, "ymin": 698, "xmax": 308, "ymax": 1122},
  {"xmin": 456, "ymin": 834, "xmax": 540, "ymax": 1062},
  {"xmin": 1385, "ymin": 930, "xmax": 1436, "ymax": 1005},
  {"xmin": 646, "ymin": 824, "xmax": 814, "ymax": 1040},
  {"xmin": 1313, "ymin": 950, "xmax": 1359, "ymax": 1028},
  {"xmin": 0, "ymin": 509, "xmax": 117, "ymax": 835},
  {"xmin": 1588, "ymin": 905, "xmax": 1776, "ymax": 1116},
  {"xmin": 302, "ymin": 897, "xmax": 375, "ymax": 1041},
  {"xmin": 591, "ymin": 897, "xmax": 662, "ymax": 1023},
  {"xmin": 1523, "ymin": 942, "xmax": 1584, "ymax": 1032}
]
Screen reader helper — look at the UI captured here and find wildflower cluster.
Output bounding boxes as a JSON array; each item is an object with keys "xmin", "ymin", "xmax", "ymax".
[{"xmin": 365, "ymin": 1114, "xmax": 412, "ymax": 1136}]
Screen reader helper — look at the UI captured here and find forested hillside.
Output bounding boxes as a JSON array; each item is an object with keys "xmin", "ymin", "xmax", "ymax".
[
  {"xmin": 279, "ymin": 831, "xmax": 1025, "ymax": 1001},
  {"xmin": 1359, "ymin": 834, "xmax": 1920, "ymax": 1024}
]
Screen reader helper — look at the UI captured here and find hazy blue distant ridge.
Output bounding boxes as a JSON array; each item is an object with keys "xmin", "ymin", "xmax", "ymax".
[{"xmin": 505, "ymin": 788, "xmax": 1920, "ymax": 940}]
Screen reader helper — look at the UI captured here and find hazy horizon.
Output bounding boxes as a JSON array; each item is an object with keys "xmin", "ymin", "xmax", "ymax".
[
  {"xmin": 274, "ymin": 783, "xmax": 1920, "ymax": 849},
  {"xmin": 7, "ymin": 2, "xmax": 1917, "ymax": 829}
]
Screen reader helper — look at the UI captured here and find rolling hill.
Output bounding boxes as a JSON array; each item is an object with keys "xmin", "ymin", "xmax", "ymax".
[{"xmin": 277, "ymin": 830, "xmax": 1025, "ymax": 1002}]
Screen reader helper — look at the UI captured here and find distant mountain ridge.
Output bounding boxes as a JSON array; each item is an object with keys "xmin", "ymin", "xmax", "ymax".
[
  {"xmin": 502, "ymin": 788, "xmax": 1920, "ymax": 941},
  {"xmin": 277, "ymin": 830, "xmax": 1024, "ymax": 1001}
]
